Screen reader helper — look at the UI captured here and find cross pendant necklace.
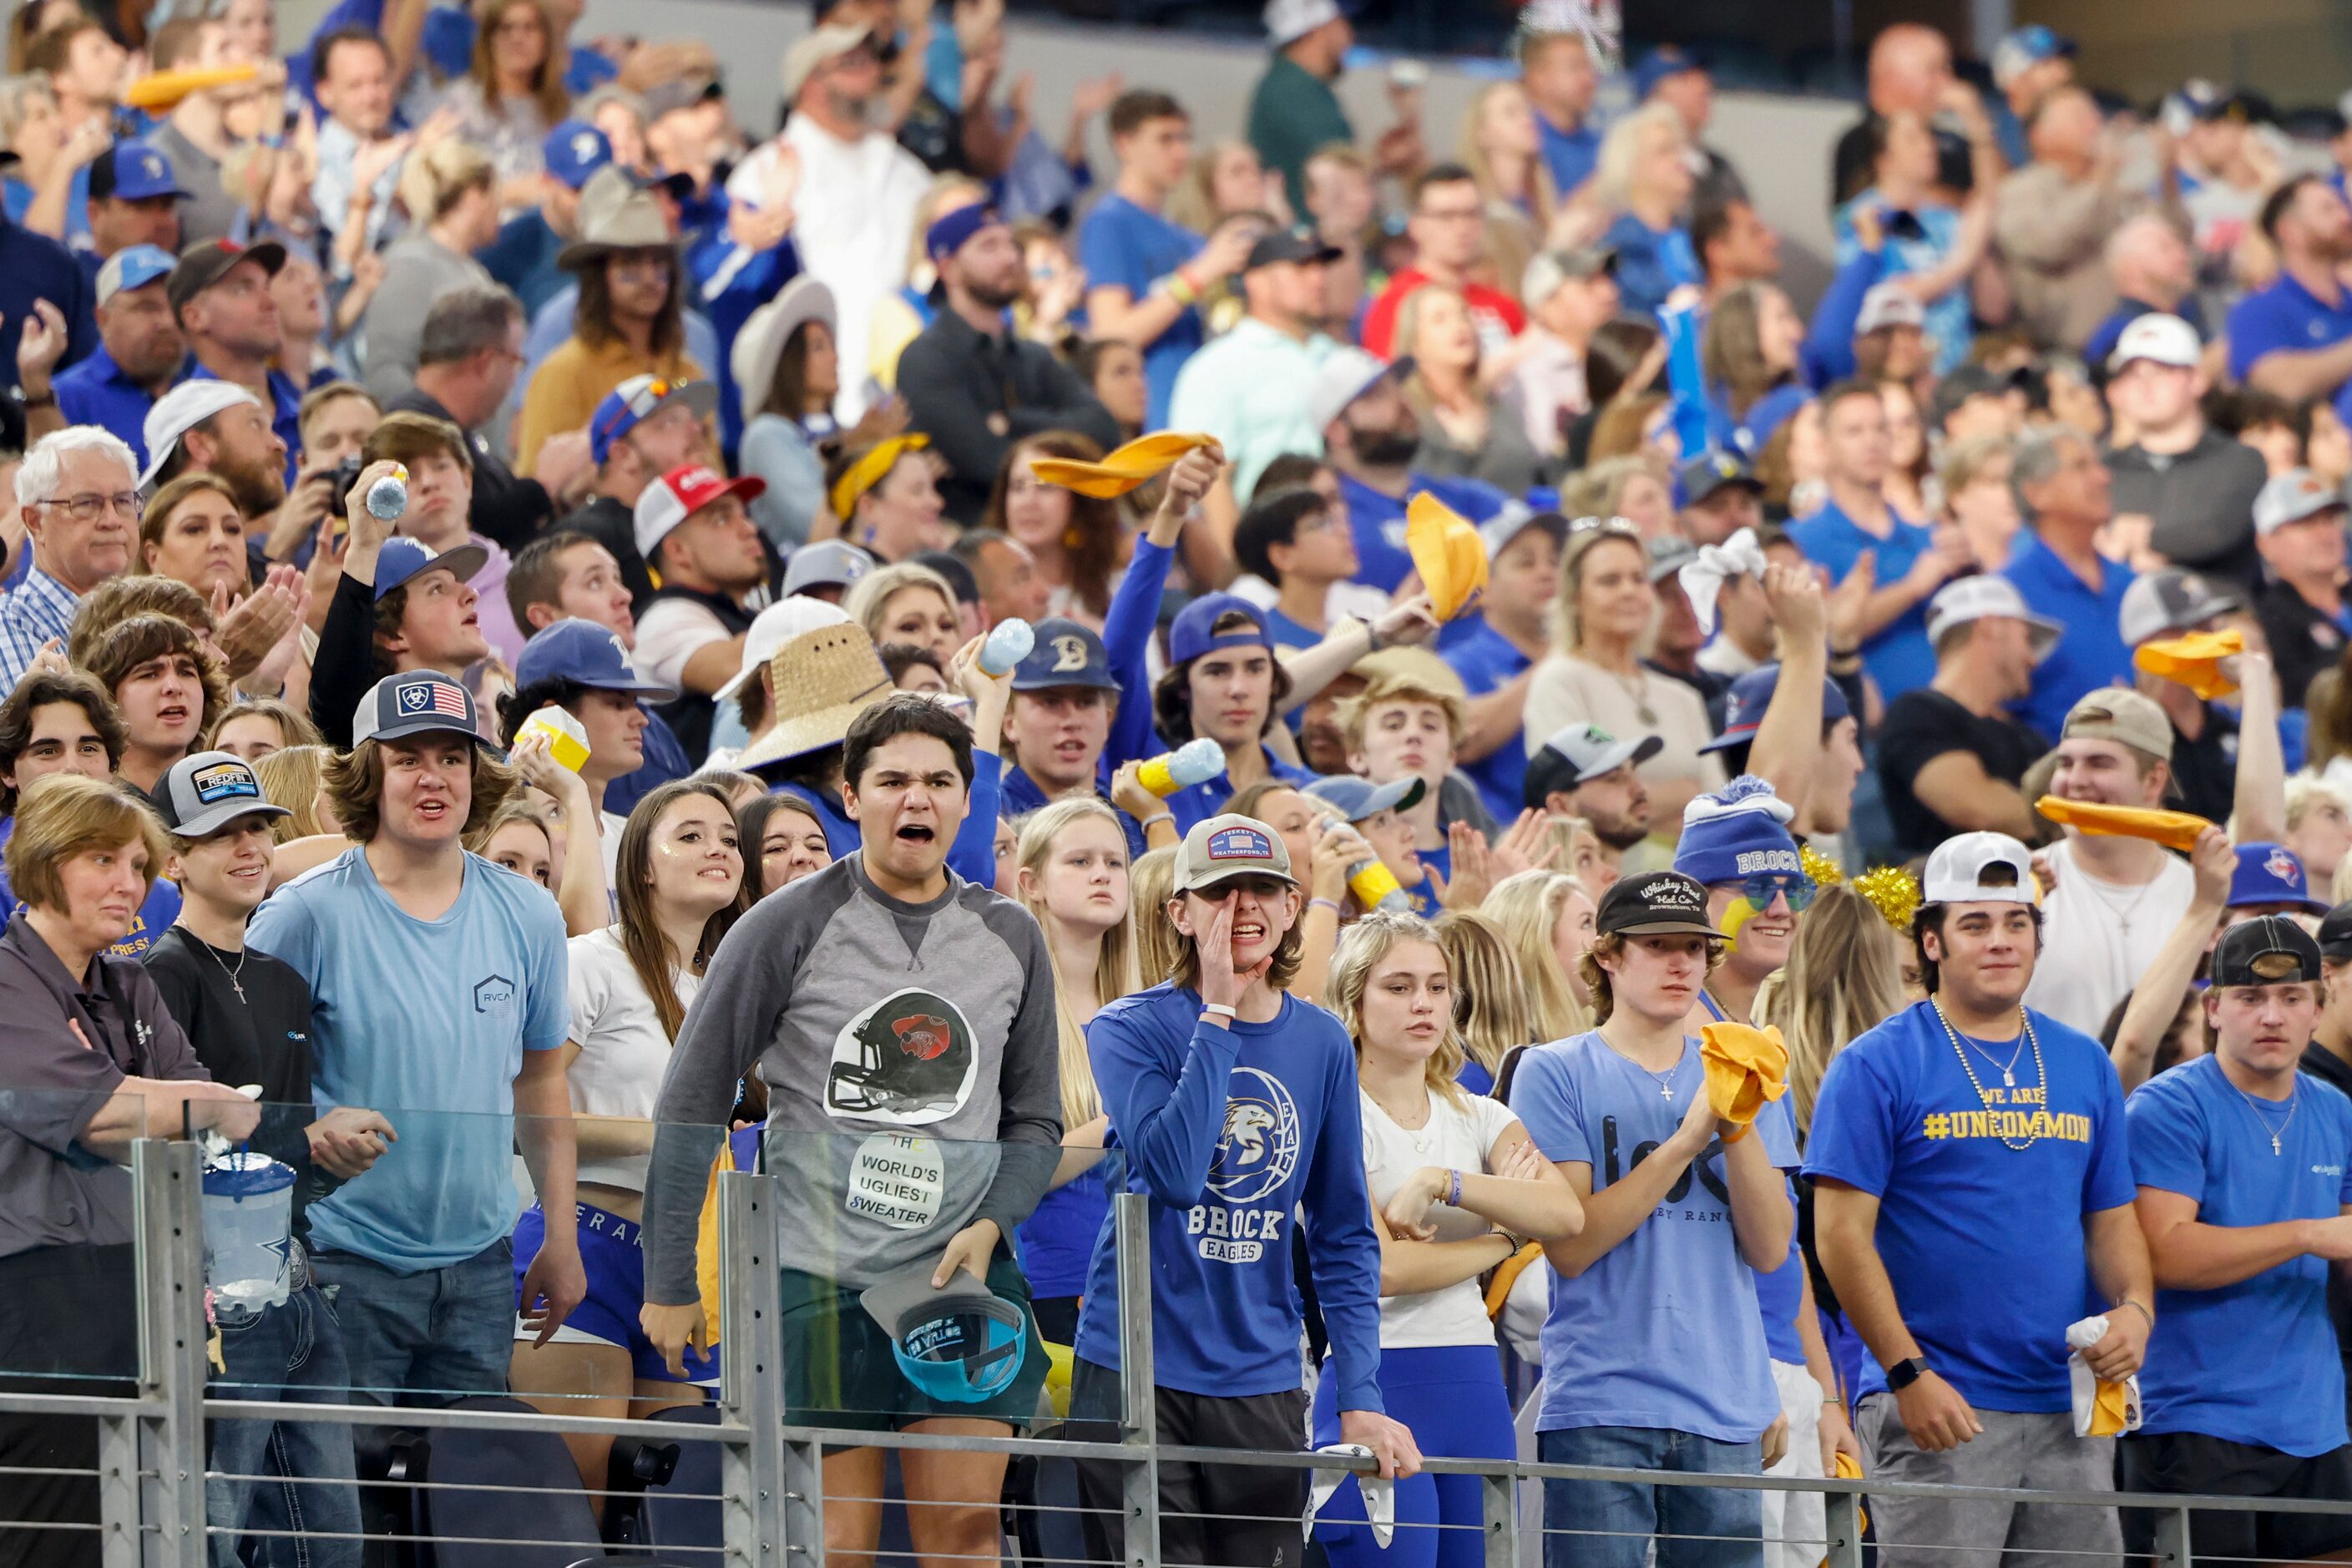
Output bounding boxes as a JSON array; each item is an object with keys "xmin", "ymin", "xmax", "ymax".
[{"xmin": 205, "ymin": 939, "xmax": 247, "ymax": 1004}]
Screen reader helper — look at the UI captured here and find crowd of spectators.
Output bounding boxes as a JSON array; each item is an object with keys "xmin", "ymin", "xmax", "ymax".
[{"xmin": 7, "ymin": 3, "xmax": 2352, "ymax": 1567}]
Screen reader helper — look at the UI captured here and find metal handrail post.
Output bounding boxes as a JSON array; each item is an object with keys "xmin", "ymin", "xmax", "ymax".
[
  {"xmin": 1823, "ymin": 1488, "xmax": 1864, "ymax": 1568},
  {"xmin": 720, "ymin": 1169, "xmax": 791, "ymax": 1568},
  {"xmin": 1114, "ymin": 1192, "xmax": 1160, "ymax": 1568},
  {"xmin": 134, "ymin": 1137, "xmax": 207, "ymax": 1568},
  {"xmin": 2156, "ymin": 1504, "xmax": 2195, "ymax": 1568},
  {"xmin": 1480, "ymin": 1465, "xmax": 1520, "ymax": 1568}
]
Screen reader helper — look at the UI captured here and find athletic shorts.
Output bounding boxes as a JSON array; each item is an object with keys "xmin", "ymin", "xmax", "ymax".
[
  {"xmin": 512, "ymin": 1201, "xmax": 721, "ymax": 1387},
  {"xmin": 2117, "ymin": 1429, "xmax": 2352, "ymax": 1562},
  {"xmin": 777, "ymin": 1251, "xmax": 1047, "ymax": 1434}
]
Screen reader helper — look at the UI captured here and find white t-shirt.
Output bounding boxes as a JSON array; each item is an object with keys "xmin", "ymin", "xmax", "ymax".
[
  {"xmin": 566, "ymin": 925, "xmax": 700, "ymax": 1191},
  {"xmin": 634, "ymin": 598, "xmax": 735, "ymax": 692},
  {"xmin": 2021, "ymin": 838, "xmax": 2197, "ymax": 1038},
  {"xmin": 1358, "ymin": 1085, "xmax": 1520, "ymax": 1348}
]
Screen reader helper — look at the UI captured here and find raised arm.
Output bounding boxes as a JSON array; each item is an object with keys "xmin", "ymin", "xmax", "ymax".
[
  {"xmin": 1743, "ymin": 567, "xmax": 1829, "ymax": 815},
  {"xmin": 1100, "ymin": 447, "xmax": 1222, "ymax": 765},
  {"xmin": 2229, "ymin": 650, "xmax": 2285, "ymax": 844},
  {"xmin": 2109, "ymin": 828, "xmax": 2231, "ymax": 1092}
]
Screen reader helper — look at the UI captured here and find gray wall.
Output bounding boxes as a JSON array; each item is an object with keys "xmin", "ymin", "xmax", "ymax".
[{"xmin": 277, "ymin": 0, "xmax": 1853, "ymax": 306}]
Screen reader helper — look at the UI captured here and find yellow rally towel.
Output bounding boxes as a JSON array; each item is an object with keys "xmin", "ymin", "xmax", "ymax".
[
  {"xmin": 692, "ymin": 1135, "xmax": 740, "ymax": 1348},
  {"xmin": 1043, "ymin": 1338, "xmax": 1075, "ymax": 1419},
  {"xmin": 2035, "ymin": 795, "xmax": 2216, "ymax": 854},
  {"xmin": 124, "ymin": 63, "xmax": 260, "ymax": 111},
  {"xmin": 2134, "ymin": 628, "xmax": 2245, "ymax": 699},
  {"xmin": 1405, "ymin": 493, "xmax": 1490, "ymax": 621},
  {"xmin": 1484, "ymin": 1241, "xmax": 1545, "ymax": 1320},
  {"xmin": 2066, "ymin": 1315, "xmax": 2143, "ymax": 1436},
  {"xmin": 1029, "ymin": 432, "xmax": 1217, "ymax": 498},
  {"xmin": 1701, "ymin": 1022, "xmax": 1789, "ymax": 1130}
]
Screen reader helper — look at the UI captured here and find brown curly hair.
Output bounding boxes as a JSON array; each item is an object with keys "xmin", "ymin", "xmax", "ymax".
[
  {"xmin": 76, "ymin": 613, "xmax": 230, "ymax": 741},
  {"xmin": 324, "ymin": 736, "xmax": 516, "ymax": 845}
]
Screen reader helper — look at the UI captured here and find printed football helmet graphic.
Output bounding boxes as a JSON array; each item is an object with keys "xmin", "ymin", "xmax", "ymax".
[{"xmin": 827, "ymin": 988, "xmax": 979, "ymax": 1125}]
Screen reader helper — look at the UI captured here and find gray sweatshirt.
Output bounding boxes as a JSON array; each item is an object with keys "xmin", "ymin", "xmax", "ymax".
[{"xmin": 641, "ymin": 853, "xmax": 1063, "ymax": 1302}]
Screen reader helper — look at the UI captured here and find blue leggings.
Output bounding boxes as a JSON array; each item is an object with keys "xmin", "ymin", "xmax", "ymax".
[{"xmin": 1310, "ymin": 1343, "xmax": 1517, "ymax": 1568}]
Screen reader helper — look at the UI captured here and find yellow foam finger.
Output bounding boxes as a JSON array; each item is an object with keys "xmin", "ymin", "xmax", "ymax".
[
  {"xmin": 124, "ymin": 64, "xmax": 261, "ymax": 111},
  {"xmin": 2132, "ymin": 629, "xmax": 2244, "ymax": 700},
  {"xmin": 1405, "ymin": 493, "xmax": 1490, "ymax": 621},
  {"xmin": 2035, "ymin": 796, "xmax": 2215, "ymax": 854}
]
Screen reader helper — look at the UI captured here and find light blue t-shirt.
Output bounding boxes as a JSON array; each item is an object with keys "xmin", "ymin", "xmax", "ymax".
[
  {"xmin": 2127, "ymin": 1055, "xmax": 2352, "ymax": 1457},
  {"xmin": 247, "ymin": 847, "xmax": 569, "ymax": 1272},
  {"xmin": 1803, "ymin": 1000, "xmax": 2137, "ymax": 1413},
  {"xmin": 1507, "ymin": 1030, "xmax": 1796, "ymax": 1442}
]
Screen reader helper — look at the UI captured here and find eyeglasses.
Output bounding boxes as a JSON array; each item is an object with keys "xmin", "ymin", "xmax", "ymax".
[
  {"xmin": 1729, "ymin": 873, "xmax": 1815, "ymax": 914},
  {"xmin": 33, "ymin": 492, "xmax": 143, "ymax": 522}
]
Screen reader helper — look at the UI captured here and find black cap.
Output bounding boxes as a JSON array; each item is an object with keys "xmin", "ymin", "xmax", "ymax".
[
  {"xmin": 2211, "ymin": 915, "xmax": 2324, "ymax": 988},
  {"xmin": 1595, "ymin": 871, "xmax": 1723, "ymax": 939},
  {"xmin": 1677, "ymin": 451, "xmax": 1762, "ymax": 505},
  {"xmin": 1243, "ymin": 227, "xmax": 1343, "ymax": 271},
  {"xmin": 2319, "ymin": 900, "xmax": 2352, "ymax": 961}
]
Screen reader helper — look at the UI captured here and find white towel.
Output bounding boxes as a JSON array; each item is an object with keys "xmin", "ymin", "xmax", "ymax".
[
  {"xmin": 2065, "ymin": 1315, "xmax": 2142, "ymax": 1437},
  {"xmin": 1305, "ymin": 1443, "xmax": 1395, "ymax": 1548}
]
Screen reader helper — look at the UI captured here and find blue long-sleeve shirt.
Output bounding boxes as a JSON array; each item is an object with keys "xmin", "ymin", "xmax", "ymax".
[
  {"xmin": 1100, "ymin": 534, "xmax": 1177, "ymax": 770},
  {"xmin": 1075, "ymin": 984, "xmax": 1385, "ymax": 1412},
  {"xmin": 1800, "ymin": 246, "xmax": 1888, "ymax": 387}
]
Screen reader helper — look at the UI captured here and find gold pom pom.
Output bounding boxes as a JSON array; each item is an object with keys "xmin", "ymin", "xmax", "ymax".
[
  {"xmin": 1854, "ymin": 865, "xmax": 1921, "ymax": 934},
  {"xmin": 1801, "ymin": 844, "xmax": 1845, "ymax": 888}
]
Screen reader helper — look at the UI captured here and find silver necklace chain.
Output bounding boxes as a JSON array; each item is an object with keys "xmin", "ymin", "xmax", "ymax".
[
  {"xmin": 201, "ymin": 936, "xmax": 246, "ymax": 1004},
  {"xmin": 2223, "ymin": 1073, "xmax": 2299, "ymax": 1156}
]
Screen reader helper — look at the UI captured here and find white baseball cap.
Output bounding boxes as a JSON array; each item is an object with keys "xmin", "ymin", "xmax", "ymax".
[
  {"xmin": 714, "ymin": 596, "xmax": 851, "ymax": 703},
  {"xmin": 1263, "ymin": 0, "xmax": 1343, "ymax": 46},
  {"xmin": 2107, "ymin": 312, "xmax": 2200, "ymax": 373},
  {"xmin": 1855, "ymin": 283, "xmax": 1926, "ymax": 335},
  {"xmin": 139, "ymin": 379, "xmax": 263, "ymax": 490},
  {"xmin": 1923, "ymin": 832, "xmax": 2038, "ymax": 906},
  {"xmin": 2253, "ymin": 468, "xmax": 2347, "ymax": 534},
  {"xmin": 1924, "ymin": 574, "xmax": 2062, "ymax": 659}
]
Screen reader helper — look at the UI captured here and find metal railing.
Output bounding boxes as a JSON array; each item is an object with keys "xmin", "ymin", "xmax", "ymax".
[{"xmin": 6, "ymin": 1139, "xmax": 2352, "ymax": 1568}]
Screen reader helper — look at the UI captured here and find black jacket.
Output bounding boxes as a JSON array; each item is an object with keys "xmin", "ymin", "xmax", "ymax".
[{"xmin": 897, "ymin": 307, "xmax": 1122, "ymax": 527}]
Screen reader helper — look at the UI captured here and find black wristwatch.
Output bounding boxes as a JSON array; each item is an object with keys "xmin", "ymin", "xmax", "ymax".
[{"xmin": 1886, "ymin": 1357, "xmax": 1930, "ymax": 1392}]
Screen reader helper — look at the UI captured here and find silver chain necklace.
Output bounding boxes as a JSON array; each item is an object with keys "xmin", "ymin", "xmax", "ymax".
[
  {"xmin": 201, "ymin": 937, "xmax": 246, "ymax": 1004},
  {"xmin": 2224, "ymin": 1074, "xmax": 2299, "ymax": 1156}
]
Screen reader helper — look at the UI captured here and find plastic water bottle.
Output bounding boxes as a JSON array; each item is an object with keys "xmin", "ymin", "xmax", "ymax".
[
  {"xmin": 202, "ymin": 1151, "xmax": 296, "ymax": 1323},
  {"xmin": 979, "ymin": 618, "xmax": 1034, "ymax": 676},
  {"xmin": 1136, "ymin": 736, "xmax": 1225, "ymax": 797},
  {"xmin": 366, "ymin": 463, "xmax": 408, "ymax": 522}
]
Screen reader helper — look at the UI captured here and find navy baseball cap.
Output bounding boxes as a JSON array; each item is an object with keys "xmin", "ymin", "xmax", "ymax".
[
  {"xmin": 925, "ymin": 204, "xmax": 1003, "ymax": 267},
  {"xmin": 89, "ymin": 141, "xmax": 188, "ymax": 204},
  {"xmin": 373, "ymin": 537, "xmax": 488, "ymax": 601},
  {"xmin": 515, "ymin": 617, "xmax": 677, "ymax": 701},
  {"xmin": 2322, "ymin": 899, "xmax": 2352, "ymax": 961},
  {"xmin": 590, "ymin": 374, "xmax": 720, "ymax": 466},
  {"xmin": 2228, "ymin": 843, "xmax": 2329, "ymax": 914},
  {"xmin": 543, "ymin": 119, "xmax": 614, "ymax": 190},
  {"xmin": 1012, "ymin": 617, "xmax": 1118, "ymax": 692},
  {"xmin": 1702, "ymin": 665, "xmax": 1853, "ymax": 753},
  {"xmin": 1168, "ymin": 594, "xmax": 1275, "ymax": 665},
  {"xmin": 352, "ymin": 671, "xmax": 494, "ymax": 749},
  {"xmin": 1303, "ymin": 772, "xmax": 1426, "ymax": 822}
]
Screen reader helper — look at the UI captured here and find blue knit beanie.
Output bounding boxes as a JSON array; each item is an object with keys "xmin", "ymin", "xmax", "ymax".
[{"xmin": 1673, "ymin": 776, "xmax": 1801, "ymax": 887}]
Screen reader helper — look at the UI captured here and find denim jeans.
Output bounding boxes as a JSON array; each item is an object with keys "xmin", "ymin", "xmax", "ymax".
[
  {"xmin": 308, "ymin": 1239, "xmax": 514, "ymax": 1408},
  {"xmin": 207, "ymin": 1282, "xmax": 363, "ymax": 1568},
  {"xmin": 1539, "ymin": 1425, "xmax": 1765, "ymax": 1568}
]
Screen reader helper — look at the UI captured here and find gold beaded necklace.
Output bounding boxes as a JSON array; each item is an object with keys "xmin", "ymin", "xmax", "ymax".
[{"xmin": 1931, "ymin": 999, "xmax": 2048, "ymax": 1151}]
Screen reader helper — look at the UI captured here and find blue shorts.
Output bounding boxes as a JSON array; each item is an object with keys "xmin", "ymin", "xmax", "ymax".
[{"xmin": 512, "ymin": 1201, "xmax": 720, "ymax": 1387}]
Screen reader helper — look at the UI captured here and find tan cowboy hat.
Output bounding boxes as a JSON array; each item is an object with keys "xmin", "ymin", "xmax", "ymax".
[
  {"xmin": 559, "ymin": 166, "xmax": 677, "ymax": 271},
  {"xmin": 731, "ymin": 276, "xmax": 838, "ymax": 414},
  {"xmin": 735, "ymin": 620, "xmax": 894, "ymax": 771}
]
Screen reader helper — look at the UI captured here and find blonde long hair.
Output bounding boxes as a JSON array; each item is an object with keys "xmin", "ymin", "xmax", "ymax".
[
  {"xmin": 1432, "ymin": 908, "xmax": 1541, "ymax": 1082},
  {"xmin": 1015, "ymin": 798, "xmax": 1142, "ymax": 1128},
  {"xmin": 1484, "ymin": 869, "xmax": 1592, "ymax": 1041},
  {"xmin": 1325, "ymin": 909, "xmax": 1467, "ymax": 1109},
  {"xmin": 1755, "ymin": 883, "xmax": 1908, "ymax": 1138},
  {"xmin": 1128, "ymin": 845, "xmax": 1184, "ymax": 999}
]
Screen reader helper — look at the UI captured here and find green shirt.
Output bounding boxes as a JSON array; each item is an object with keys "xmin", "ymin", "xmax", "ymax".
[{"xmin": 1247, "ymin": 53, "xmax": 1353, "ymax": 215}]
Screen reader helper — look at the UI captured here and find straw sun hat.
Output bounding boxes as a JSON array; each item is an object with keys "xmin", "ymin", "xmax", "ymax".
[{"xmin": 734, "ymin": 620, "xmax": 895, "ymax": 771}]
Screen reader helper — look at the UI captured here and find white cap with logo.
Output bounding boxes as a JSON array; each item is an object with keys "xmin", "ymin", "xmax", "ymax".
[{"xmin": 2107, "ymin": 312, "xmax": 2201, "ymax": 373}]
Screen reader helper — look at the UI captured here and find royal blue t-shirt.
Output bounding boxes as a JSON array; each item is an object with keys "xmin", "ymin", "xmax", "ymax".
[
  {"xmin": 2002, "ymin": 533, "xmax": 2135, "ymax": 746},
  {"xmin": 1539, "ymin": 115, "xmax": 1601, "ymax": 197},
  {"xmin": 1263, "ymin": 604, "xmax": 1323, "ymax": 651},
  {"xmin": 1075, "ymin": 984, "xmax": 1385, "ymax": 1411},
  {"xmin": 1803, "ymin": 1001, "xmax": 2137, "ymax": 1413},
  {"xmin": 1788, "ymin": 500, "xmax": 1940, "ymax": 702},
  {"xmin": 1076, "ymin": 193, "xmax": 1205, "ymax": 429},
  {"xmin": 1018, "ymin": 1160, "xmax": 1112, "ymax": 1302},
  {"xmin": 2126, "ymin": 1055, "xmax": 2352, "ymax": 1457},
  {"xmin": 2227, "ymin": 273, "xmax": 2352, "ymax": 388},
  {"xmin": 1337, "ymin": 471, "xmax": 1509, "ymax": 594},
  {"xmin": 1508, "ymin": 1030, "xmax": 1795, "ymax": 1441},
  {"xmin": 1602, "ymin": 211, "xmax": 1700, "ymax": 322},
  {"xmin": 1164, "ymin": 746, "xmax": 1318, "ymax": 836},
  {"xmin": 1446, "ymin": 619, "xmax": 1535, "ymax": 825}
]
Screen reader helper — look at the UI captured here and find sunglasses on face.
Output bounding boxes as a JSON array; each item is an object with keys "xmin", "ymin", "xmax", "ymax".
[{"xmin": 1727, "ymin": 873, "xmax": 1815, "ymax": 913}]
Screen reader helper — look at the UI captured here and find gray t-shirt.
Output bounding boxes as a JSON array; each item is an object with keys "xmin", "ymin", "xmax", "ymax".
[
  {"xmin": 146, "ymin": 122, "xmax": 241, "ymax": 249},
  {"xmin": 2107, "ymin": 428, "xmax": 2267, "ymax": 598},
  {"xmin": 641, "ymin": 852, "xmax": 1062, "ymax": 1302}
]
